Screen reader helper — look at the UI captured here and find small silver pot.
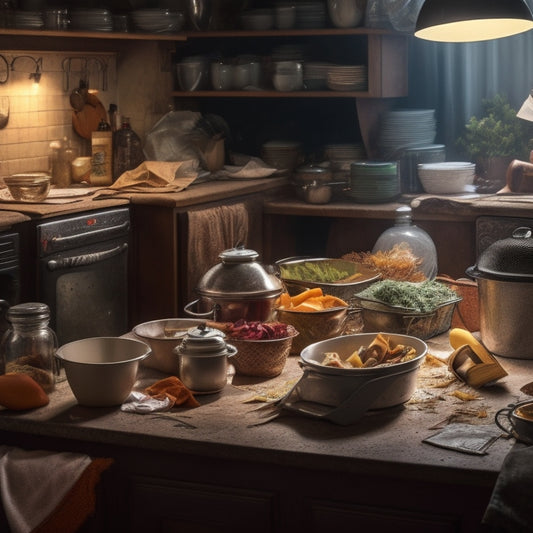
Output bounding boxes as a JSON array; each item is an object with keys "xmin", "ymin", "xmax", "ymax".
[
  {"xmin": 466, "ymin": 226, "xmax": 533, "ymax": 359},
  {"xmin": 174, "ymin": 324, "xmax": 236, "ymax": 394}
]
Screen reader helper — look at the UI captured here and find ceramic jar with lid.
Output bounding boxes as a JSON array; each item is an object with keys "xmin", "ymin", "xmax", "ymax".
[
  {"xmin": 174, "ymin": 323, "xmax": 237, "ymax": 393},
  {"xmin": 0, "ymin": 302, "xmax": 58, "ymax": 392}
]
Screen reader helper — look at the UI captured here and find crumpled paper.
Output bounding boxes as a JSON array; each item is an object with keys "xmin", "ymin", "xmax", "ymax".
[
  {"xmin": 94, "ymin": 159, "xmax": 200, "ymax": 198},
  {"xmin": 121, "ymin": 391, "xmax": 174, "ymax": 414}
]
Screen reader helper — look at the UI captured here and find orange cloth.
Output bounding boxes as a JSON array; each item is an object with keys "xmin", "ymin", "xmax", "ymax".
[
  {"xmin": 144, "ymin": 376, "xmax": 200, "ymax": 408},
  {"xmin": 33, "ymin": 458, "xmax": 113, "ymax": 533}
]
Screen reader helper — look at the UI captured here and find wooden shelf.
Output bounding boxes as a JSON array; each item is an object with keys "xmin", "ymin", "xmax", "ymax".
[
  {"xmin": 171, "ymin": 90, "xmax": 370, "ymax": 98},
  {"xmin": 0, "ymin": 28, "xmax": 186, "ymax": 41}
]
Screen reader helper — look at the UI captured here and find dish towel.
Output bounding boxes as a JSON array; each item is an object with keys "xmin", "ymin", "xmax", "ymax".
[
  {"xmin": 0, "ymin": 445, "xmax": 113, "ymax": 533},
  {"xmin": 482, "ymin": 444, "xmax": 533, "ymax": 532}
]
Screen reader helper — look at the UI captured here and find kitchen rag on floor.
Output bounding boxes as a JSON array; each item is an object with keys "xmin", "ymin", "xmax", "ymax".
[{"xmin": 0, "ymin": 445, "xmax": 113, "ymax": 533}]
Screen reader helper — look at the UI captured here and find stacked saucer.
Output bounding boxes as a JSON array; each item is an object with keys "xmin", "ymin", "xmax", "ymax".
[
  {"xmin": 378, "ymin": 109, "xmax": 437, "ymax": 159},
  {"xmin": 303, "ymin": 62, "xmax": 333, "ymax": 91},
  {"xmin": 70, "ymin": 9, "xmax": 113, "ymax": 31},
  {"xmin": 14, "ymin": 11, "xmax": 43, "ymax": 29},
  {"xmin": 130, "ymin": 9, "xmax": 185, "ymax": 33},
  {"xmin": 327, "ymin": 65, "xmax": 367, "ymax": 92},
  {"xmin": 347, "ymin": 161, "xmax": 400, "ymax": 203},
  {"xmin": 295, "ymin": 2, "xmax": 327, "ymax": 28},
  {"xmin": 261, "ymin": 140, "xmax": 303, "ymax": 171}
]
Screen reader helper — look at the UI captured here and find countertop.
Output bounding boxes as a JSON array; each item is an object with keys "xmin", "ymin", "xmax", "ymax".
[{"xmin": 0, "ymin": 332, "xmax": 529, "ymax": 487}]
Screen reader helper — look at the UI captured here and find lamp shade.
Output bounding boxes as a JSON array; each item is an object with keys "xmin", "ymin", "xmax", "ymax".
[{"xmin": 415, "ymin": 0, "xmax": 533, "ymax": 42}]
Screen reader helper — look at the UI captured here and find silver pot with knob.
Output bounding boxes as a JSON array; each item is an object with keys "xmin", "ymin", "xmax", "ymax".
[
  {"xmin": 174, "ymin": 323, "xmax": 237, "ymax": 394},
  {"xmin": 184, "ymin": 247, "xmax": 284, "ymax": 322},
  {"xmin": 466, "ymin": 226, "xmax": 533, "ymax": 359}
]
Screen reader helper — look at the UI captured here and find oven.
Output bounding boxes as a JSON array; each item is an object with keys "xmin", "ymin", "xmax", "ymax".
[
  {"xmin": 36, "ymin": 207, "xmax": 130, "ymax": 346},
  {"xmin": 0, "ymin": 231, "xmax": 21, "ymax": 338}
]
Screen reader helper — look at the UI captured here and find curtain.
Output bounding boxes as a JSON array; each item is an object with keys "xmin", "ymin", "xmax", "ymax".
[{"xmin": 406, "ymin": 1, "xmax": 533, "ymax": 159}]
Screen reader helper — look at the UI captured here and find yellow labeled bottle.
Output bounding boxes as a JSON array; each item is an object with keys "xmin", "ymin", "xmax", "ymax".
[{"xmin": 91, "ymin": 119, "xmax": 113, "ymax": 186}]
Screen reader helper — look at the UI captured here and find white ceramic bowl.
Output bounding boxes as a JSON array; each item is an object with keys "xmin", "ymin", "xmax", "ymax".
[
  {"xmin": 327, "ymin": 0, "xmax": 365, "ymax": 28},
  {"xmin": 55, "ymin": 337, "xmax": 151, "ymax": 407},
  {"xmin": 418, "ymin": 162, "xmax": 476, "ymax": 194}
]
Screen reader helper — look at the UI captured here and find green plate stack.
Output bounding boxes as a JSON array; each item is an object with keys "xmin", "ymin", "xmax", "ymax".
[{"xmin": 347, "ymin": 161, "xmax": 400, "ymax": 203}]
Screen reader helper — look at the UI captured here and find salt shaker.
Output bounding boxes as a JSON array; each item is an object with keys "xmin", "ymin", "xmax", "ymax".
[{"xmin": 0, "ymin": 302, "xmax": 58, "ymax": 392}]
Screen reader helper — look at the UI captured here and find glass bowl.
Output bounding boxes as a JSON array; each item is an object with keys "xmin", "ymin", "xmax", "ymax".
[{"xmin": 4, "ymin": 173, "xmax": 51, "ymax": 202}]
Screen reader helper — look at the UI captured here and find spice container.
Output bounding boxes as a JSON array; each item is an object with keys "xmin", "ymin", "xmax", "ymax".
[{"xmin": 0, "ymin": 302, "xmax": 58, "ymax": 392}]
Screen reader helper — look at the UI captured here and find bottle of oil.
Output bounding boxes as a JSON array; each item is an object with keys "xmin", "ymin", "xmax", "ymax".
[{"xmin": 112, "ymin": 116, "xmax": 144, "ymax": 181}]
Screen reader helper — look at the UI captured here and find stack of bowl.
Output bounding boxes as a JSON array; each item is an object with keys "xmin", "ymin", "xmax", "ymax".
[
  {"xmin": 418, "ymin": 162, "xmax": 476, "ymax": 194},
  {"xmin": 346, "ymin": 161, "xmax": 400, "ymax": 203},
  {"xmin": 261, "ymin": 140, "xmax": 302, "ymax": 171}
]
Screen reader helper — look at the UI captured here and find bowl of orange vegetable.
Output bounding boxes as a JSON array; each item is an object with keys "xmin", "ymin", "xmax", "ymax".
[{"xmin": 275, "ymin": 287, "xmax": 349, "ymax": 354}]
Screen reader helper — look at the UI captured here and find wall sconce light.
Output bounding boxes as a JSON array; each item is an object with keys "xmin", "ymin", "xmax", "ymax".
[
  {"xmin": 415, "ymin": 0, "xmax": 533, "ymax": 42},
  {"xmin": 10, "ymin": 55, "xmax": 42, "ymax": 83}
]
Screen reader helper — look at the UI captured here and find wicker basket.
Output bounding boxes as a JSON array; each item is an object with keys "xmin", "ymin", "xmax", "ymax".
[{"xmin": 230, "ymin": 332, "xmax": 298, "ymax": 378}]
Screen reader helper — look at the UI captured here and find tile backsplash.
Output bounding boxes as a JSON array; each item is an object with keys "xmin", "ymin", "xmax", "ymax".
[{"xmin": 0, "ymin": 50, "xmax": 117, "ymax": 178}]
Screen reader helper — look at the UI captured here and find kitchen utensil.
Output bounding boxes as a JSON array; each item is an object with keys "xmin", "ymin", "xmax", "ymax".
[
  {"xmin": 496, "ymin": 400, "xmax": 533, "ymax": 444},
  {"xmin": 55, "ymin": 337, "xmax": 151, "ymax": 407},
  {"xmin": 174, "ymin": 324, "xmax": 236, "ymax": 393},
  {"xmin": 274, "ymin": 332, "xmax": 427, "ymax": 425},
  {"xmin": 466, "ymin": 226, "xmax": 533, "ymax": 359},
  {"xmin": 133, "ymin": 317, "xmax": 206, "ymax": 374},
  {"xmin": 71, "ymin": 90, "xmax": 108, "ymax": 140},
  {"xmin": 184, "ymin": 247, "xmax": 284, "ymax": 322},
  {"xmin": 3, "ymin": 173, "xmax": 51, "ymax": 202},
  {"xmin": 0, "ymin": 95, "xmax": 8, "ymax": 128}
]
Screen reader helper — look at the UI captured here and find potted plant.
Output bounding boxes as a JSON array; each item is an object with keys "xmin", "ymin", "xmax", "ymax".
[{"xmin": 457, "ymin": 94, "xmax": 533, "ymax": 192}]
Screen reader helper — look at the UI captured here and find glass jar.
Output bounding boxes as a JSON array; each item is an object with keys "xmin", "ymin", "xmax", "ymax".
[
  {"xmin": 112, "ymin": 116, "xmax": 144, "ymax": 181},
  {"xmin": 372, "ymin": 205, "xmax": 438, "ymax": 280},
  {"xmin": 0, "ymin": 302, "xmax": 58, "ymax": 392}
]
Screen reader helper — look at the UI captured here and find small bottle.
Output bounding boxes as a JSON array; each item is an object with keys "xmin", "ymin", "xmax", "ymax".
[
  {"xmin": 112, "ymin": 116, "xmax": 144, "ymax": 181},
  {"xmin": 372, "ymin": 206, "xmax": 438, "ymax": 280},
  {"xmin": 91, "ymin": 119, "xmax": 113, "ymax": 186},
  {"xmin": 0, "ymin": 302, "xmax": 58, "ymax": 392}
]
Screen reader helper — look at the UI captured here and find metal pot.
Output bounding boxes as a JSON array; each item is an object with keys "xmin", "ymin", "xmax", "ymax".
[
  {"xmin": 466, "ymin": 226, "xmax": 533, "ymax": 359},
  {"xmin": 173, "ymin": 323, "xmax": 236, "ymax": 393},
  {"xmin": 184, "ymin": 247, "xmax": 283, "ymax": 322},
  {"xmin": 495, "ymin": 400, "xmax": 533, "ymax": 444}
]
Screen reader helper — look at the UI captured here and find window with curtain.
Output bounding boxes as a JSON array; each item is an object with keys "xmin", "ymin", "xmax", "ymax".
[{"xmin": 406, "ymin": 0, "xmax": 533, "ymax": 159}]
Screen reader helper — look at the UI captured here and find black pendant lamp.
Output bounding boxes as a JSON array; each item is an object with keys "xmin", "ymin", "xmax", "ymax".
[{"xmin": 415, "ymin": 0, "xmax": 533, "ymax": 42}]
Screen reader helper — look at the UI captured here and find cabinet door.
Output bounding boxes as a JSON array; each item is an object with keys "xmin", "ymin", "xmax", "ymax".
[{"xmin": 127, "ymin": 475, "xmax": 277, "ymax": 533}]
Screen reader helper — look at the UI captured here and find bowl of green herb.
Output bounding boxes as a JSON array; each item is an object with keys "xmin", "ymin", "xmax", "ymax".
[{"xmin": 354, "ymin": 279, "xmax": 462, "ymax": 339}]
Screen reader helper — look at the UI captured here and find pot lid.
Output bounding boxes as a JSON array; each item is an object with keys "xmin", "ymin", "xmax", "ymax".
[
  {"xmin": 467, "ymin": 227, "xmax": 533, "ymax": 281},
  {"xmin": 196, "ymin": 247, "xmax": 283, "ymax": 298},
  {"xmin": 176, "ymin": 323, "xmax": 229, "ymax": 355}
]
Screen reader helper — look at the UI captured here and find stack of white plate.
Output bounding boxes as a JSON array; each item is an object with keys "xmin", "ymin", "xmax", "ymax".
[
  {"xmin": 261, "ymin": 140, "xmax": 302, "ymax": 171},
  {"xmin": 417, "ymin": 162, "xmax": 476, "ymax": 195},
  {"xmin": 327, "ymin": 65, "xmax": 367, "ymax": 92},
  {"xmin": 303, "ymin": 62, "xmax": 333, "ymax": 91},
  {"xmin": 70, "ymin": 9, "xmax": 113, "ymax": 31},
  {"xmin": 295, "ymin": 2, "xmax": 327, "ymax": 28},
  {"xmin": 14, "ymin": 11, "xmax": 43, "ymax": 29},
  {"xmin": 130, "ymin": 9, "xmax": 185, "ymax": 33},
  {"xmin": 378, "ymin": 109, "xmax": 437, "ymax": 159},
  {"xmin": 347, "ymin": 161, "xmax": 400, "ymax": 203}
]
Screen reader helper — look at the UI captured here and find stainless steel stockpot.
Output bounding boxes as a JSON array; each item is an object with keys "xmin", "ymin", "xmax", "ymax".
[
  {"xmin": 174, "ymin": 324, "xmax": 236, "ymax": 393},
  {"xmin": 184, "ymin": 247, "xmax": 284, "ymax": 322},
  {"xmin": 466, "ymin": 226, "xmax": 533, "ymax": 359}
]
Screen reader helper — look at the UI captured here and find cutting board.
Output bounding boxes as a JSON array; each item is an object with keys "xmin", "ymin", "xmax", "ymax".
[{"xmin": 72, "ymin": 93, "xmax": 107, "ymax": 139}]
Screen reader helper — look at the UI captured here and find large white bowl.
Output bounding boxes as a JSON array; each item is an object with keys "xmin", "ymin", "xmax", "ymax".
[
  {"xmin": 418, "ymin": 162, "xmax": 476, "ymax": 194},
  {"xmin": 55, "ymin": 337, "xmax": 150, "ymax": 407}
]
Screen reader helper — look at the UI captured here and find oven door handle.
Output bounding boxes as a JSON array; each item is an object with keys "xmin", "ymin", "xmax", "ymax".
[
  {"xmin": 47, "ymin": 243, "xmax": 128, "ymax": 271},
  {"xmin": 48, "ymin": 221, "xmax": 130, "ymax": 249}
]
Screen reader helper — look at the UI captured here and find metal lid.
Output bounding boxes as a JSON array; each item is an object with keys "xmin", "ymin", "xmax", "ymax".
[
  {"xmin": 196, "ymin": 247, "xmax": 283, "ymax": 299},
  {"xmin": 175, "ymin": 324, "xmax": 229, "ymax": 355},
  {"xmin": 6, "ymin": 302, "xmax": 50, "ymax": 321},
  {"xmin": 467, "ymin": 227, "xmax": 533, "ymax": 282}
]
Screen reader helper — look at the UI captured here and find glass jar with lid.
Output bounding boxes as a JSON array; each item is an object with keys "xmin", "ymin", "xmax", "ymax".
[{"xmin": 0, "ymin": 302, "xmax": 58, "ymax": 392}]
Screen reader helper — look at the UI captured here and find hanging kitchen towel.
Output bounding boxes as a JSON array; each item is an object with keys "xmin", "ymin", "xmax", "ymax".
[
  {"xmin": 93, "ymin": 159, "xmax": 200, "ymax": 198},
  {"xmin": 0, "ymin": 445, "xmax": 113, "ymax": 533},
  {"xmin": 186, "ymin": 202, "xmax": 249, "ymax": 304},
  {"xmin": 482, "ymin": 444, "xmax": 533, "ymax": 532}
]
